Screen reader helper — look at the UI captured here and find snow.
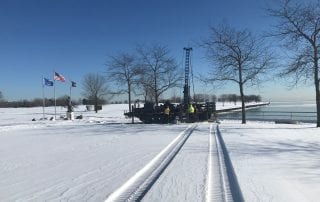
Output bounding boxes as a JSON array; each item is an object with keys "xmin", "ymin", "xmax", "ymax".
[
  {"xmin": 106, "ymin": 124, "xmax": 196, "ymax": 201},
  {"xmin": 0, "ymin": 105, "xmax": 187, "ymax": 201},
  {"xmin": 142, "ymin": 124, "xmax": 209, "ymax": 202},
  {"xmin": 0, "ymin": 103, "xmax": 319, "ymax": 201},
  {"xmin": 219, "ymin": 120, "xmax": 320, "ymax": 202}
]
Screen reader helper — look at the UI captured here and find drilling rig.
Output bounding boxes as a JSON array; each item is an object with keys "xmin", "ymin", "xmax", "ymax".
[{"xmin": 124, "ymin": 47, "xmax": 216, "ymax": 124}]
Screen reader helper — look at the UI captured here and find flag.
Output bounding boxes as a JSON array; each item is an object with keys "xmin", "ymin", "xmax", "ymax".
[
  {"xmin": 54, "ymin": 72, "xmax": 65, "ymax": 82},
  {"xmin": 71, "ymin": 81, "xmax": 77, "ymax": 87},
  {"xmin": 43, "ymin": 78, "xmax": 53, "ymax": 86}
]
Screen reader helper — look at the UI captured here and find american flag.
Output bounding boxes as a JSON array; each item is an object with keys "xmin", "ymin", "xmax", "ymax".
[{"xmin": 54, "ymin": 72, "xmax": 65, "ymax": 82}]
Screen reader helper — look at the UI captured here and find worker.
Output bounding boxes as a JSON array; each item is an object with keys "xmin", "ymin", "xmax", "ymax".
[
  {"xmin": 164, "ymin": 106, "xmax": 170, "ymax": 123},
  {"xmin": 188, "ymin": 104, "xmax": 194, "ymax": 114},
  {"xmin": 188, "ymin": 104, "xmax": 195, "ymax": 122}
]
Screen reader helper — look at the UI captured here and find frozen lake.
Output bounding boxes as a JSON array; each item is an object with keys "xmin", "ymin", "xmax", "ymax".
[{"xmin": 218, "ymin": 101, "xmax": 318, "ymax": 123}]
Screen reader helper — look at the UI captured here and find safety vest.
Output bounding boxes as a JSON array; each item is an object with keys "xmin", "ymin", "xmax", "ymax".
[{"xmin": 188, "ymin": 105, "xmax": 194, "ymax": 114}]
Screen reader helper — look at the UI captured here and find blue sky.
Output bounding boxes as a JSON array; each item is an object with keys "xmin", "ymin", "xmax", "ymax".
[{"xmin": 0, "ymin": 0, "xmax": 315, "ymax": 101}]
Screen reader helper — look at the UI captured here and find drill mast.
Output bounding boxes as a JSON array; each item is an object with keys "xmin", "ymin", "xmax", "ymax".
[{"xmin": 183, "ymin": 47, "xmax": 192, "ymax": 109}]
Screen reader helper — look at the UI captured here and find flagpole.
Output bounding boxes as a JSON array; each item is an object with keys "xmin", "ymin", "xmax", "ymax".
[
  {"xmin": 53, "ymin": 70, "xmax": 56, "ymax": 120},
  {"xmin": 69, "ymin": 83, "xmax": 72, "ymax": 105},
  {"xmin": 42, "ymin": 76, "xmax": 45, "ymax": 119}
]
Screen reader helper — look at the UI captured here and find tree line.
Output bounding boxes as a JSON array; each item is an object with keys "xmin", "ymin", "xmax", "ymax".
[
  {"xmin": 218, "ymin": 94, "xmax": 262, "ymax": 105},
  {"xmin": 0, "ymin": 95, "xmax": 82, "ymax": 108}
]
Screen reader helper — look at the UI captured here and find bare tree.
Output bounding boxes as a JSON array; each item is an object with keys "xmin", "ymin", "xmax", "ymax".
[
  {"xmin": 0, "ymin": 91, "xmax": 4, "ymax": 102},
  {"xmin": 82, "ymin": 73, "xmax": 110, "ymax": 113},
  {"xmin": 137, "ymin": 45, "xmax": 182, "ymax": 106},
  {"xmin": 0, "ymin": 91, "xmax": 6, "ymax": 107},
  {"xmin": 267, "ymin": 0, "xmax": 320, "ymax": 127},
  {"xmin": 106, "ymin": 53, "xmax": 140, "ymax": 113},
  {"xmin": 202, "ymin": 24, "xmax": 274, "ymax": 123},
  {"xmin": 138, "ymin": 79, "xmax": 155, "ymax": 103}
]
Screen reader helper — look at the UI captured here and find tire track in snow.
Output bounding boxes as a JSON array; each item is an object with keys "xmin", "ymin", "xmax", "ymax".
[
  {"xmin": 207, "ymin": 124, "xmax": 225, "ymax": 201},
  {"xmin": 142, "ymin": 123, "xmax": 209, "ymax": 201},
  {"xmin": 105, "ymin": 124, "xmax": 197, "ymax": 202},
  {"xmin": 206, "ymin": 124, "xmax": 244, "ymax": 202}
]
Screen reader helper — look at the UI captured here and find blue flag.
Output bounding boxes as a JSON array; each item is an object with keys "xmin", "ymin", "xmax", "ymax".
[
  {"xmin": 44, "ymin": 78, "xmax": 53, "ymax": 86},
  {"xmin": 71, "ymin": 81, "xmax": 76, "ymax": 87}
]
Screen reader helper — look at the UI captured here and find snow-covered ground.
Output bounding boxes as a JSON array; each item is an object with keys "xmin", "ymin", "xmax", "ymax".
[
  {"xmin": 0, "ymin": 103, "xmax": 319, "ymax": 201},
  {"xmin": 219, "ymin": 120, "xmax": 320, "ymax": 202}
]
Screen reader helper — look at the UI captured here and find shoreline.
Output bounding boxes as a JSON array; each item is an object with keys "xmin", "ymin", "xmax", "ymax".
[{"xmin": 216, "ymin": 102, "xmax": 270, "ymax": 114}]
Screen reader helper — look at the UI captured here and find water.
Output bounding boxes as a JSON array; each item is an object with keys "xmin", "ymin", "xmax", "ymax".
[{"xmin": 218, "ymin": 101, "xmax": 317, "ymax": 123}]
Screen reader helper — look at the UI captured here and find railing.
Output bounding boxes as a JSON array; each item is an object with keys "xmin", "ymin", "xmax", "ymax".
[{"xmin": 218, "ymin": 111, "xmax": 317, "ymax": 123}]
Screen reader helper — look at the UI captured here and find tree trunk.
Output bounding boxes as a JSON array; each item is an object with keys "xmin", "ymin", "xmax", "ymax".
[
  {"xmin": 154, "ymin": 76, "xmax": 158, "ymax": 106},
  {"xmin": 314, "ymin": 45, "xmax": 320, "ymax": 127},
  {"xmin": 316, "ymin": 85, "xmax": 320, "ymax": 127},
  {"xmin": 239, "ymin": 65, "xmax": 246, "ymax": 124},
  {"xmin": 95, "ymin": 95, "xmax": 98, "ymax": 113},
  {"xmin": 155, "ymin": 92, "xmax": 159, "ymax": 107},
  {"xmin": 128, "ymin": 82, "xmax": 132, "ymax": 113},
  {"xmin": 239, "ymin": 82, "xmax": 246, "ymax": 124}
]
